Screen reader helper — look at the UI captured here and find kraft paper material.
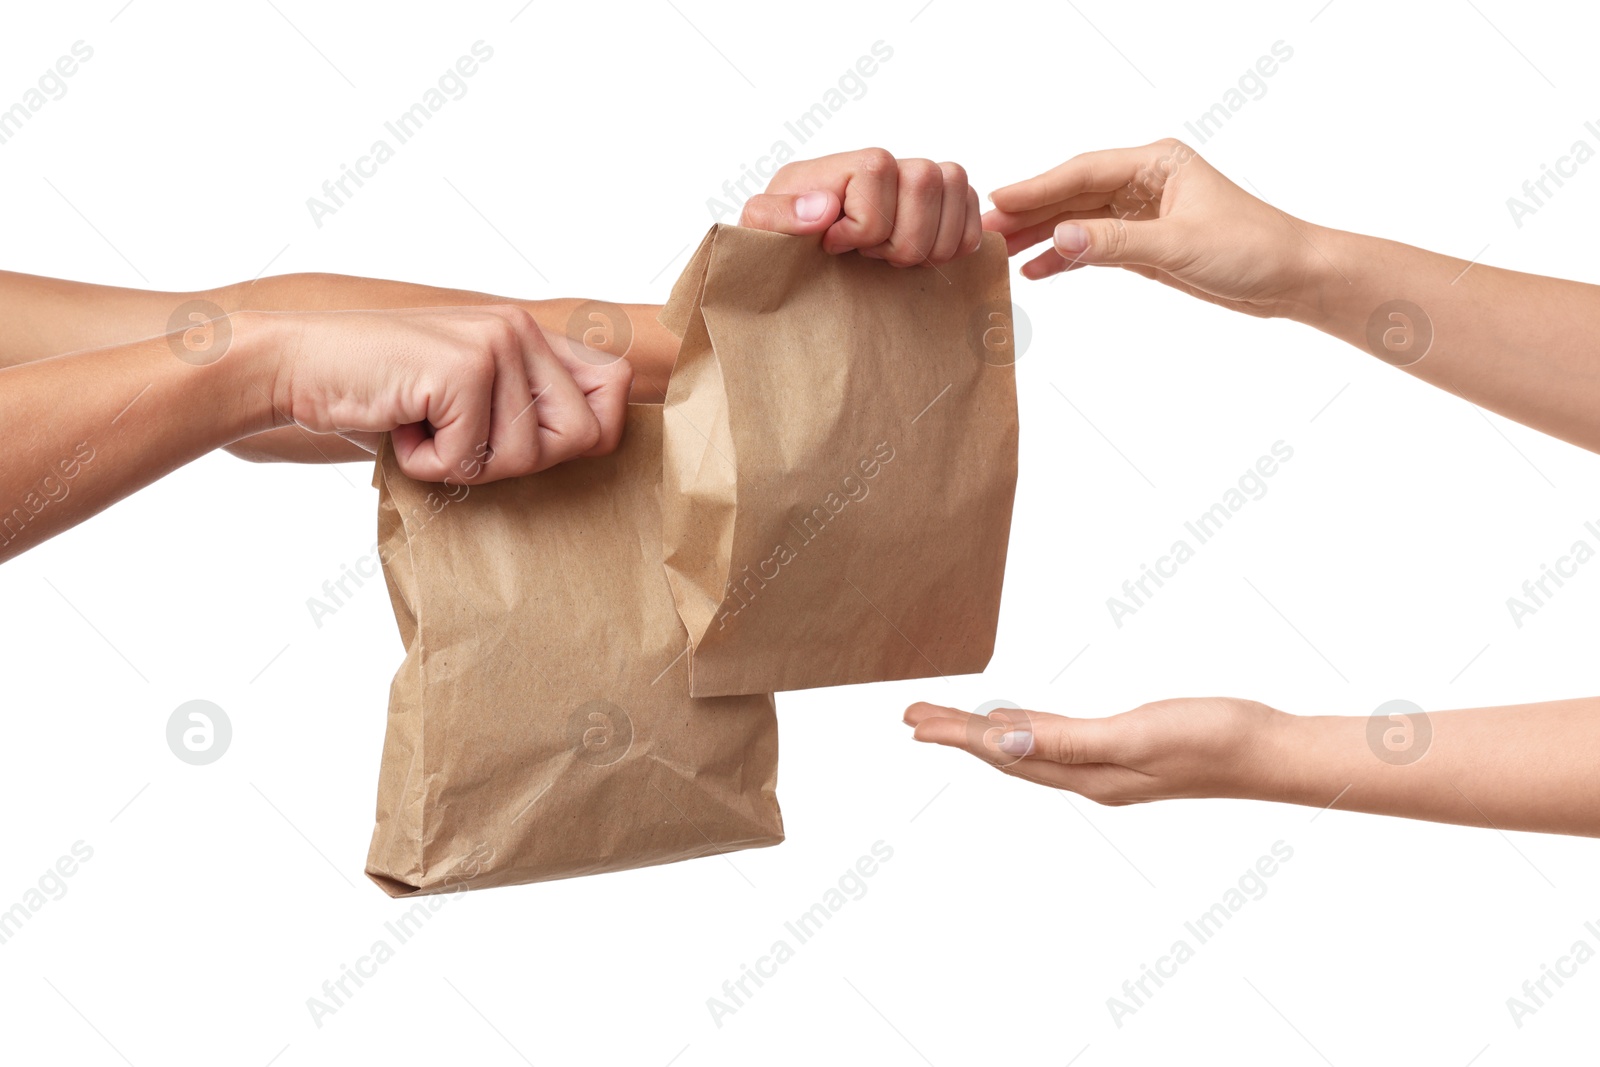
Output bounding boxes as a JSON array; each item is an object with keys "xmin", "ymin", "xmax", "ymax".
[
  {"xmin": 366, "ymin": 404, "xmax": 783, "ymax": 895},
  {"xmin": 658, "ymin": 224, "xmax": 1020, "ymax": 697}
]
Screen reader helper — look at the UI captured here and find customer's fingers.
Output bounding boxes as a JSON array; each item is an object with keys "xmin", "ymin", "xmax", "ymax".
[
  {"xmin": 903, "ymin": 700, "xmax": 966, "ymax": 727},
  {"xmin": 982, "ymin": 192, "xmax": 1124, "ymax": 237},
  {"xmin": 990, "ymin": 142, "xmax": 1177, "ymax": 214},
  {"xmin": 905, "ymin": 702, "xmax": 1127, "ymax": 766},
  {"xmin": 1020, "ymin": 217, "xmax": 1181, "ymax": 280},
  {"xmin": 993, "ymin": 208, "xmax": 1117, "ymax": 257}
]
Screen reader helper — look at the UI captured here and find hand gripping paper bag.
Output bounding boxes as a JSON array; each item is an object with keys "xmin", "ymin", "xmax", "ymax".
[
  {"xmin": 659, "ymin": 225, "xmax": 1020, "ymax": 697},
  {"xmin": 366, "ymin": 404, "xmax": 783, "ymax": 895}
]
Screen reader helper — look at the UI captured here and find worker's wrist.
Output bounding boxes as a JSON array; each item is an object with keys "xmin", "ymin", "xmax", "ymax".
[{"xmin": 210, "ymin": 309, "xmax": 292, "ymax": 437}]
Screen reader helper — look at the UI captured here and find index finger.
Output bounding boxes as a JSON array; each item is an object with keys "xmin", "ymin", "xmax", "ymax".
[
  {"xmin": 990, "ymin": 141, "xmax": 1182, "ymax": 214},
  {"xmin": 828, "ymin": 150, "xmax": 898, "ymax": 252}
]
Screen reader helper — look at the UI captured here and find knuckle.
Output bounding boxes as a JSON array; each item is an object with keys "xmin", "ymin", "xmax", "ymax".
[
  {"xmin": 901, "ymin": 158, "xmax": 942, "ymax": 191},
  {"xmin": 1102, "ymin": 219, "xmax": 1129, "ymax": 258},
  {"xmin": 587, "ymin": 424, "xmax": 620, "ymax": 457},
  {"xmin": 490, "ymin": 304, "xmax": 537, "ymax": 335},
  {"xmin": 859, "ymin": 216, "xmax": 894, "ymax": 246},
  {"xmin": 1038, "ymin": 726, "xmax": 1075, "ymax": 766},
  {"xmin": 938, "ymin": 160, "xmax": 968, "ymax": 188},
  {"xmin": 478, "ymin": 315, "xmax": 522, "ymax": 353},
  {"xmin": 855, "ymin": 147, "xmax": 896, "ymax": 179},
  {"xmin": 575, "ymin": 411, "xmax": 603, "ymax": 453},
  {"xmin": 883, "ymin": 244, "xmax": 924, "ymax": 267},
  {"xmin": 738, "ymin": 195, "xmax": 771, "ymax": 226}
]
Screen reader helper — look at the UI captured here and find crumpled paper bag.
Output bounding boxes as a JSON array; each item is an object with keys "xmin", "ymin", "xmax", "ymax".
[
  {"xmin": 658, "ymin": 224, "xmax": 1019, "ymax": 697},
  {"xmin": 366, "ymin": 404, "xmax": 783, "ymax": 895}
]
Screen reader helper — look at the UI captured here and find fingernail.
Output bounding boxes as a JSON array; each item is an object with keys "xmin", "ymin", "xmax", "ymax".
[
  {"xmin": 997, "ymin": 730, "xmax": 1033, "ymax": 756},
  {"xmin": 1056, "ymin": 223, "xmax": 1089, "ymax": 255},
  {"xmin": 795, "ymin": 192, "xmax": 829, "ymax": 222},
  {"xmin": 1056, "ymin": 222, "xmax": 1094, "ymax": 254}
]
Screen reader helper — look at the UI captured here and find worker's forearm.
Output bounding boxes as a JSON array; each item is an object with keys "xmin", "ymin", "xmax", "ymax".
[
  {"xmin": 0, "ymin": 269, "xmax": 679, "ymax": 400},
  {"xmin": 0, "ymin": 321, "xmax": 277, "ymax": 562},
  {"xmin": 0, "ymin": 271, "xmax": 184, "ymax": 367},
  {"xmin": 1254, "ymin": 697, "xmax": 1600, "ymax": 837},
  {"xmin": 1297, "ymin": 227, "xmax": 1600, "ymax": 452},
  {"xmin": 211, "ymin": 274, "xmax": 678, "ymax": 401}
]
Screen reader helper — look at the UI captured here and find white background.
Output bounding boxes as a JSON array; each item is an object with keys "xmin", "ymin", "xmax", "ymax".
[{"xmin": 3, "ymin": 0, "xmax": 1599, "ymax": 1063}]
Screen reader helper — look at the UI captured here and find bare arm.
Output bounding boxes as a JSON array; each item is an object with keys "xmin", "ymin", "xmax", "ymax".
[
  {"xmin": 0, "ymin": 303, "xmax": 635, "ymax": 562},
  {"xmin": 211, "ymin": 277, "xmax": 677, "ymax": 462},
  {"xmin": 985, "ymin": 139, "xmax": 1600, "ymax": 454},
  {"xmin": 939, "ymin": 139, "xmax": 1600, "ymax": 838},
  {"xmin": 906, "ymin": 695, "xmax": 1600, "ymax": 838},
  {"xmin": 0, "ymin": 271, "xmax": 679, "ymax": 464},
  {"xmin": 0, "ymin": 326, "xmax": 274, "ymax": 560},
  {"xmin": 1299, "ymin": 232, "xmax": 1600, "ymax": 451},
  {"xmin": 6, "ymin": 146, "xmax": 988, "ymax": 467}
]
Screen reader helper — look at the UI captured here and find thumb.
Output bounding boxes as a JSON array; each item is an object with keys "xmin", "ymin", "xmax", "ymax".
[
  {"xmin": 992, "ymin": 711, "xmax": 1126, "ymax": 767},
  {"xmin": 738, "ymin": 190, "xmax": 841, "ymax": 236},
  {"xmin": 1054, "ymin": 217, "xmax": 1174, "ymax": 269},
  {"xmin": 905, "ymin": 703, "xmax": 1125, "ymax": 770}
]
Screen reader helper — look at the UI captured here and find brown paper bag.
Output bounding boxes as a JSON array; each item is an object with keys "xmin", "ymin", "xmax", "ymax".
[
  {"xmin": 659, "ymin": 225, "xmax": 1020, "ymax": 697},
  {"xmin": 366, "ymin": 404, "xmax": 783, "ymax": 895}
]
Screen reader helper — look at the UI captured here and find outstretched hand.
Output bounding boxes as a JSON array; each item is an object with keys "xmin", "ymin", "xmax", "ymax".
[
  {"xmin": 903, "ymin": 696, "xmax": 1282, "ymax": 804},
  {"xmin": 982, "ymin": 138, "xmax": 1321, "ymax": 319}
]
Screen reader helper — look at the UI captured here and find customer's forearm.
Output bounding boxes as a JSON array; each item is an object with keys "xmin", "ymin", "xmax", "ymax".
[
  {"xmin": 1296, "ymin": 227, "xmax": 1600, "ymax": 452},
  {"xmin": 1254, "ymin": 697, "xmax": 1600, "ymax": 837}
]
